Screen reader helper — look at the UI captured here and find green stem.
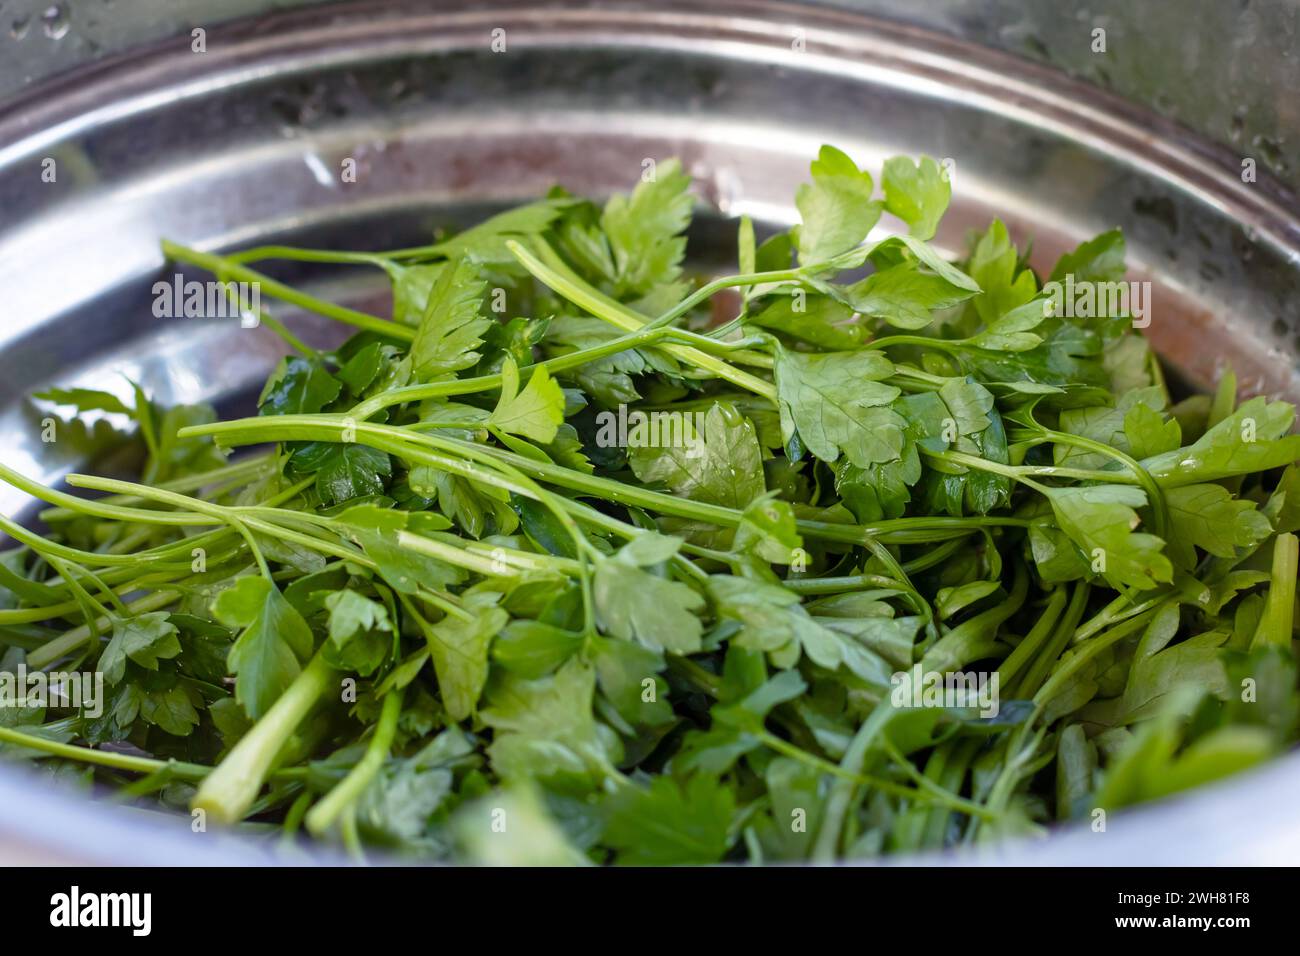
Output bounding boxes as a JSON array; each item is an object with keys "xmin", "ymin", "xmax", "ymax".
[
  {"xmin": 0, "ymin": 724, "xmax": 307, "ymax": 782},
  {"xmin": 192, "ymin": 650, "xmax": 338, "ymax": 825},
  {"xmin": 1033, "ymin": 605, "xmax": 1162, "ymax": 708},
  {"xmin": 781, "ymin": 573, "xmax": 906, "ymax": 595},
  {"xmin": 1011, "ymin": 581, "xmax": 1091, "ymax": 699},
  {"xmin": 38, "ymin": 454, "xmax": 273, "ymax": 524},
  {"xmin": 927, "ymin": 449, "xmax": 1139, "ymax": 487},
  {"xmin": 161, "ymin": 240, "xmax": 414, "ymax": 342},
  {"xmin": 996, "ymin": 587, "xmax": 1069, "ymax": 686},
  {"xmin": 508, "ymin": 238, "xmax": 778, "ymax": 401},
  {"xmin": 1252, "ymin": 533, "xmax": 1298, "ymax": 649},
  {"xmin": 305, "ymin": 688, "xmax": 403, "ymax": 835},
  {"xmin": 1034, "ymin": 429, "xmax": 1168, "ymax": 537}
]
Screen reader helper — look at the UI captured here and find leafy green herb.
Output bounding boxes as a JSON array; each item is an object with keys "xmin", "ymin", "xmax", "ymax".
[{"xmin": 2, "ymin": 146, "xmax": 1295, "ymax": 866}]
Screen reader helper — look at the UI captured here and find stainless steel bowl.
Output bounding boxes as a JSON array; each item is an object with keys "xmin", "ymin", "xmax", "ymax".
[{"xmin": 1, "ymin": 0, "xmax": 1298, "ymax": 865}]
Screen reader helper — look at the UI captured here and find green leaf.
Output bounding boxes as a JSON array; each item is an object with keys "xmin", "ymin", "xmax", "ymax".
[
  {"xmin": 774, "ymin": 345, "xmax": 904, "ymax": 467},
  {"xmin": 593, "ymin": 537, "xmax": 705, "ymax": 654},
  {"xmin": 33, "ymin": 387, "xmax": 132, "ymax": 416},
  {"xmin": 454, "ymin": 783, "xmax": 591, "ymax": 865},
  {"xmin": 627, "ymin": 402, "xmax": 765, "ymax": 510},
  {"xmin": 324, "ymin": 589, "xmax": 392, "ymax": 645},
  {"xmin": 258, "ymin": 357, "xmax": 341, "ymax": 416},
  {"xmin": 794, "ymin": 145, "xmax": 881, "ymax": 266},
  {"xmin": 99, "ymin": 613, "xmax": 182, "ymax": 685},
  {"xmin": 409, "ymin": 256, "xmax": 489, "ymax": 380},
  {"xmin": 544, "ymin": 314, "xmax": 677, "ymax": 405},
  {"xmin": 602, "ymin": 775, "xmax": 735, "ymax": 865},
  {"xmin": 600, "ymin": 158, "xmax": 693, "ymax": 300},
  {"xmin": 488, "ymin": 356, "xmax": 565, "ymax": 443},
  {"xmin": 590, "ymin": 635, "xmax": 675, "ymax": 745},
  {"xmin": 881, "ymin": 155, "xmax": 951, "ymax": 240},
  {"xmin": 337, "ymin": 342, "xmax": 398, "ymax": 395},
  {"xmin": 967, "ymin": 298, "xmax": 1051, "ymax": 352},
  {"xmin": 746, "ymin": 292, "xmax": 867, "ymax": 349},
  {"xmin": 838, "ymin": 259, "xmax": 977, "ymax": 330},
  {"xmin": 290, "ymin": 441, "xmax": 392, "ymax": 505},
  {"xmin": 383, "ymin": 262, "xmax": 443, "ymax": 327},
  {"xmin": 1054, "ymin": 386, "xmax": 1166, "ymax": 469},
  {"xmin": 482, "ymin": 659, "xmax": 622, "ymax": 788},
  {"xmin": 138, "ymin": 680, "xmax": 201, "ymax": 736},
  {"xmin": 1141, "ymin": 396, "xmax": 1300, "ymax": 487},
  {"xmin": 1165, "ymin": 484, "xmax": 1272, "ymax": 567},
  {"xmin": 335, "ymin": 504, "xmax": 466, "ymax": 592},
  {"xmin": 355, "ymin": 728, "xmax": 476, "ymax": 843},
  {"xmin": 492, "ymin": 620, "xmax": 585, "ymax": 679},
  {"xmin": 733, "ymin": 494, "xmax": 803, "ymax": 564},
  {"xmin": 212, "ymin": 576, "xmax": 314, "ymax": 719},
  {"xmin": 431, "ymin": 198, "xmax": 574, "ymax": 266},
  {"xmin": 1265, "ymin": 464, "xmax": 1300, "ymax": 533},
  {"xmin": 675, "ymin": 668, "xmax": 806, "ymax": 775},
  {"xmin": 1123, "ymin": 402, "xmax": 1182, "ymax": 459},
  {"xmin": 1050, "ymin": 229, "xmax": 1127, "ymax": 285},
  {"xmin": 425, "ymin": 592, "xmax": 508, "ymax": 722},
  {"xmin": 709, "ymin": 575, "xmax": 893, "ymax": 686},
  {"xmin": 1043, "ymin": 485, "xmax": 1173, "ymax": 591},
  {"xmin": 966, "ymin": 220, "xmax": 1037, "ymax": 323}
]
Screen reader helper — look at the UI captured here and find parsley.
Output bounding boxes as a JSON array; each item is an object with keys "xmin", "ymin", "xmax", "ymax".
[{"xmin": 2, "ymin": 146, "xmax": 1296, "ymax": 864}]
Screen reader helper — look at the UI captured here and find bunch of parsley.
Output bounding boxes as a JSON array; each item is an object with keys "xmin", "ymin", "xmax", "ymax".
[{"xmin": 1, "ymin": 147, "xmax": 1297, "ymax": 863}]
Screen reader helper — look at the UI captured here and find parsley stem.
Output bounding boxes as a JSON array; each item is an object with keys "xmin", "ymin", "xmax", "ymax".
[
  {"xmin": 869, "ymin": 334, "xmax": 967, "ymax": 353},
  {"xmin": 1252, "ymin": 533, "xmax": 1298, "ymax": 650},
  {"xmin": 812, "ymin": 696, "xmax": 897, "ymax": 862},
  {"xmin": 996, "ymin": 587, "xmax": 1069, "ymax": 686},
  {"xmin": 192, "ymin": 649, "xmax": 338, "ymax": 825},
  {"xmin": 63, "ymin": 475, "xmax": 272, "ymax": 580},
  {"xmin": 161, "ymin": 241, "xmax": 415, "ymax": 343},
  {"xmin": 878, "ymin": 737, "xmax": 997, "ymax": 820},
  {"xmin": 508, "ymin": 239, "xmax": 778, "ymax": 402},
  {"xmin": 0, "ymin": 725, "xmax": 212, "ymax": 779},
  {"xmin": 757, "ymin": 730, "xmax": 993, "ymax": 819},
  {"xmin": 927, "ymin": 448, "xmax": 1141, "ymax": 487},
  {"xmin": 348, "ymin": 321, "xmax": 744, "ymax": 419},
  {"xmin": 37, "ymin": 454, "xmax": 273, "ymax": 524},
  {"xmin": 179, "ymin": 416, "xmax": 1034, "ymax": 555},
  {"xmin": 1010, "ymin": 581, "xmax": 1091, "ymax": 699},
  {"xmin": 1071, "ymin": 591, "xmax": 1164, "ymax": 645},
  {"xmin": 306, "ymin": 687, "xmax": 404, "ymax": 836},
  {"xmin": 1033, "ymin": 604, "xmax": 1162, "ymax": 707},
  {"xmin": 0, "ymin": 724, "xmax": 309, "ymax": 782},
  {"xmin": 781, "ymin": 573, "xmax": 907, "ymax": 595},
  {"xmin": 1031, "ymin": 428, "xmax": 1169, "ymax": 537},
  {"xmin": 0, "ymin": 461, "xmax": 207, "ymax": 527},
  {"xmin": 225, "ymin": 245, "xmax": 390, "ymax": 268}
]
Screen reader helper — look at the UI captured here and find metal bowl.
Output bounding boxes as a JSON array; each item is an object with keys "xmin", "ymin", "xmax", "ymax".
[{"xmin": 1, "ymin": 0, "xmax": 1298, "ymax": 865}]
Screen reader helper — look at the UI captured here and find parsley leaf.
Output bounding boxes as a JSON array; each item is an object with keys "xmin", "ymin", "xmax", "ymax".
[
  {"xmin": 212, "ymin": 577, "xmax": 315, "ymax": 719},
  {"xmin": 774, "ymin": 346, "xmax": 903, "ymax": 467},
  {"xmin": 410, "ymin": 256, "xmax": 490, "ymax": 380},
  {"xmin": 793, "ymin": 145, "xmax": 881, "ymax": 265}
]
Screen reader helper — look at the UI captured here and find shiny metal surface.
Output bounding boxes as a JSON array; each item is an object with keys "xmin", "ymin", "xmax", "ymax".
[
  {"xmin": 4, "ymin": 1, "xmax": 1299, "ymax": 197},
  {"xmin": 0, "ymin": 0, "xmax": 1297, "ymax": 864}
]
